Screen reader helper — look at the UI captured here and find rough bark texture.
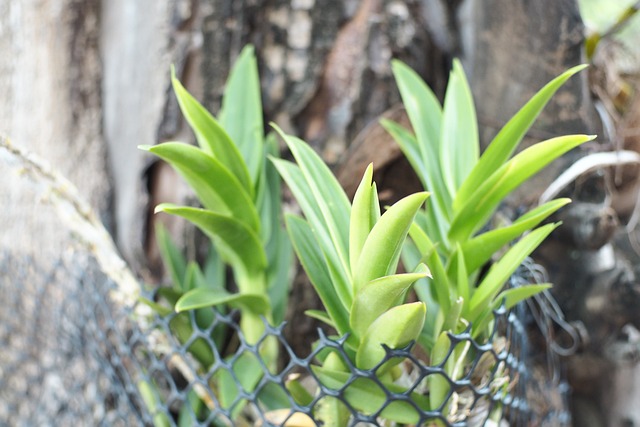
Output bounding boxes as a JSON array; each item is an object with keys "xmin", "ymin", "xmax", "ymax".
[{"xmin": 0, "ymin": 0, "xmax": 111, "ymax": 256}]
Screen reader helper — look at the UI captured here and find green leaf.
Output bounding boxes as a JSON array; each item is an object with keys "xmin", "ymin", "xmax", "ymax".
[
  {"xmin": 454, "ymin": 64, "xmax": 588, "ymax": 211},
  {"xmin": 218, "ymin": 45, "xmax": 264, "ymax": 184},
  {"xmin": 155, "ymin": 223, "xmax": 187, "ymax": 291},
  {"xmin": 408, "ymin": 223, "xmax": 451, "ymax": 312},
  {"xmin": 285, "ymin": 378, "xmax": 314, "ymax": 407},
  {"xmin": 170, "ymin": 68, "xmax": 252, "ymax": 194},
  {"xmin": 178, "ymin": 389, "xmax": 203, "ymax": 427},
  {"xmin": 391, "ymin": 60, "xmax": 452, "ymax": 218},
  {"xmin": 356, "ymin": 302, "xmax": 426, "ymax": 372},
  {"xmin": 350, "ymin": 265, "xmax": 430, "ymax": 338},
  {"xmin": 469, "ymin": 223, "xmax": 560, "ymax": 321},
  {"xmin": 155, "ymin": 204, "xmax": 267, "ymax": 279},
  {"xmin": 429, "ymin": 332, "xmax": 452, "ymax": 410},
  {"xmin": 138, "ymin": 380, "xmax": 172, "ymax": 427},
  {"xmin": 266, "ymin": 227, "xmax": 293, "ymax": 325},
  {"xmin": 271, "ymin": 157, "xmax": 351, "ymax": 307},
  {"xmin": 449, "ymin": 134, "xmax": 594, "ymax": 242},
  {"xmin": 273, "ymin": 125, "xmax": 352, "ymax": 278},
  {"xmin": 381, "ymin": 120, "xmax": 450, "ymax": 247},
  {"xmin": 380, "ymin": 119, "xmax": 427, "ymax": 189},
  {"xmin": 353, "ymin": 192, "xmax": 429, "ymax": 292},
  {"xmin": 461, "ymin": 198, "xmax": 571, "ymax": 274},
  {"xmin": 175, "ymin": 288, "xmax": 269, "ymax": 314},
  {"xmin": 304, "ymin": 310, "xmax": 336, "ymax": 328},
  {"xmin": 440, "ymin": 59, "xmax": 479, "ymax": 194},
  {"xmin": 454, "ymin": 245, "xmax": 470, "ymax": 314},
  {"xmin": 312, "ymin": 366, "xmax": 428, "ymax": 423},
  {"xmin": 493, "ymin": 283, "xmax": 552, "ymax": 310},
  {"xmin": 349, "ymin": 163, "xmax": 379, "ymax": 272},
  {"xmin": 142, "ymin": 143, "xmax": 259, "ymax": 232},
  {"xmin": 285, "ymin": 214, "xmax": 350, "ymax": 336}
]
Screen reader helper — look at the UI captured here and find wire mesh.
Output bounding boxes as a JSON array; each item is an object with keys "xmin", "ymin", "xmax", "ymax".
[{"xmin": 0, "ymin": 247, "xmax": 572, "ymax": 427}]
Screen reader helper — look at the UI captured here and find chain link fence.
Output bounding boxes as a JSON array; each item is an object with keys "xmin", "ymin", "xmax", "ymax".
[
  {"xmin": 0, "ymin": 249, "xmax": 572, "ymax": 426},
  {"xmin": 0, "ymin": 139, "xmax": 572, "ymax": 426}
]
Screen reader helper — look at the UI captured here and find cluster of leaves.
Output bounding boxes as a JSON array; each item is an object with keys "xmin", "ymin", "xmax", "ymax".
[
  {"xmin": 140, "ymin": 45, "xmax": 593, "ymax": 425},
  {"xmin": 139, "ymin": 46, "xmax": 293, "ymax": 422},
  {"xmin": 382, "ymin": 60, "xmax": 593, "ymax": 414},
  {"xmin": 272, "ymin": 125, "xmax": 431, "ymax": 423}
]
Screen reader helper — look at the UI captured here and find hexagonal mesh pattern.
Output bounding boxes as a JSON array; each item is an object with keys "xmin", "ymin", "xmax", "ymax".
[{"xmin": 0, "ymin": 250, "xmax": 571, "ymax": 426}]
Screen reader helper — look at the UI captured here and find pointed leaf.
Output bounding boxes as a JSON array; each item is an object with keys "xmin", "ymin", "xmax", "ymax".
[
  {"xmin": 155, "ymin": 204, "xmax": 266, "ymax": 277},
  {"xmin": 273, "ymin": 125, "xmax": 352, "ymax": 277},
  {"xmin": 356, "ymin": 302, "xmax": 426, "ymax": 372},
  {"xmin": 469, "ymin": 223, "xmax": 559, "ymax": 320},
  {"xmin": 408, "ymin": 223, "xmax": 451, "ymax": 311},
  {"xmin": 171, "ymin": 69, "xmax": 252, "ymax": 194},
  {"xmin": 285, "ymin": 214, "xmax": 350, "ymax": 336},
  {"xmin": 175, "ymin": 288, "xmax": 269, "ymax": 314},
  {"xmin": 391, "ymin": 60, "xmax": 452, "ymax": 217},
  {"xmin": 440, "ymin": 59, "xmax": 478, "ymax": 193},
  {"xmin": 273, "ymin": 158, "xmax": 352, "ymax": 307},
  {"xmin": 349, "ymin": 163, "xmax": 377, "ymax": 272},
  {"xmin": 494, "ymin": 283, "xmax": 552, "ymax": 310},
  {"xmin": 461, "ymin": 198, "xmax": 571, "ymax": 274},
  {"xmin": 142, "ymin": 143, "xmax": 259, "ymax": 232},
  {"xmin": 304, "ymin": 310, "xmax": 336, "ymax": 328},
  {"xmin": 218, "ymin": 45, "xmax": 264, "ymax": 184},
  {"xmin": 449, "ymin": 134, "xmax": 594, "ymax": 242},
  {"xmin": 353, "ymin": 192, "xmax": 429, "ymax": 292},
  {"xmin": 455, "ymin": 64, "xmax": 588, "ymax": 211},
  {"xmin": 350, "ymin": 265, "xmax": 430, "ymax": 338}
]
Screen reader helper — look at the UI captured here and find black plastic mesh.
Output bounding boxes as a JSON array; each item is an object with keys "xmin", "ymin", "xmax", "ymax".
[{"xmin": 0, "ymin": 248, "xmax": 571, "ymax": 426}]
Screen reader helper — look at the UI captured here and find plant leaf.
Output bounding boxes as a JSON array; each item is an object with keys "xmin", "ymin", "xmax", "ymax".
[
  {"xmin": 440, "ymin": 59, "xmax": 478, "ymax": 194},
  {"xmin": 391, "ymin": 60, "xmax": 453, "ymax": 219},
  {"xmin": 454, "ymin": 64, "xmax": 588, "ymax": 211},
  {"xmin": 304, "ymin": 310, "xmax": 336, "ymax": 328},
  {"xmin": 312, "ymin": 366, "xmax": 429, "ymax": 423},
  {"xmin": 155, "ymin": 204, "xmax": 267, "ymax": 278},
  {"xmin": 218, "ymin": 45, "xmax": 264, "ymax": 184},
  {"xmin": 155, "ymin": 222, "xmax": 187, "ymax": 291},
  {"xmin": 142, "ymin": 143, "xmax": 259, "ymax": 232},
  {"xmin": 353, "ymin": 192, "xmax": 429, "ymax": 292},
  {"xmin": 493, "ymin": 283, "xmax": 552, "ymax": 310},
  {"xmin": 273, "ymin": 125, "xmax": 352, "ymax": 278},
  {"xmin": 408, "ymin": 223, "xmax": 451, "ymax": 311},
  {"xmin": 461, "ymin": 198, "xmax": 571, "ymax": 274},
  {"xmin": 271, "ymin": 157, "xmax": 352, "ymax": 307},
  {"xmin": 349, "ymin": 163, "xmax": 378, "ymax": 272},
  {"xmin": 285, "ymin": 214, "xmax": 350, "ymax": 336},
  {"xmin": 350, "ymin": 265, "xmax": 430, "ymax": 339},
  {"xmin": 356, "ymin": 302, "xmax": 426, "ymax": 372},
  {"xmin": 469, "ymin": 223, "xmax": 560, "ymax": 321},
  {"xmin": 175, "ymin": 288, "xmax": 269, "ymax": 314},
  {"xmin": 170, "ymin": 68, "xmax": 252, "ymax": 195},
  {"xmin": 449, "ymin": 134, "xmax": 594, "ymax": 242},
  {"xmin": 429, "ymin": 332, "xmax": 452, "ymax": 410}
]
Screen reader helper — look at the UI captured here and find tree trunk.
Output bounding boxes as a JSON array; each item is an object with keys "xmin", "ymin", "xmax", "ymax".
[{"xmin": 0, "ymin": 0, "xmax": 111, "ymax": 256}]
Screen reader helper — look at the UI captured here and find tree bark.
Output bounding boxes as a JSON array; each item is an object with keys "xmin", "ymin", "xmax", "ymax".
[{"xmin": 0, "ymin": 0, "xmax": 111, "ymax": 256}]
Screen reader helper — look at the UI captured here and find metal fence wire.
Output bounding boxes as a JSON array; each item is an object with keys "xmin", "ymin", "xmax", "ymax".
[{"xmin": 0, "ymin": 248, "xmax": 572, "ymax": 427}]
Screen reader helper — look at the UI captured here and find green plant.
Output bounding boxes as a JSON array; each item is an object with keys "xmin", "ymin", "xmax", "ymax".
[
  {"xmin": 271, "ymin": 126, "xmax": 432, "ymax": 424},
  {"xmin": 383, "ymin": 60, "xmax": 594, "ymax": 416},
  {"xmin": 140, "ymin": 45, "xmax": 293, "ymax": 422}
]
